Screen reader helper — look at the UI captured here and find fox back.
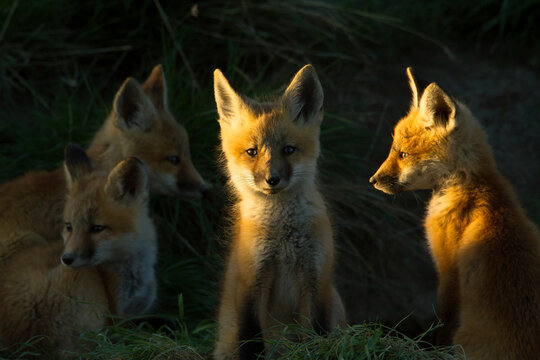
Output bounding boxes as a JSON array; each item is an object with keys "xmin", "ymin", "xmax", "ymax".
[
  {"xmin": 370, "ymin": 68, "xmax": 540, "ymax": 359},
  {"xmin": 0, "ymin": 145, "xmax": 157, "ymax": 354}
]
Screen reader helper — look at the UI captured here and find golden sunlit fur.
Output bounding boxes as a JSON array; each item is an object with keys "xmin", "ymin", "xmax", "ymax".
[
  {"xmin": 370, "ymin": 68, "xmax": 540, "ymax": 359},
  {"xmin": 214, "ymin": 65, "xmax": 345, "ymax": 360},
  {"xmin": 0, "ymin": 146, "xmax": 157, "ymax": 355},
  {"xmin": 0, "ymin": 64, "xmax": 207, "ymax": 264}
]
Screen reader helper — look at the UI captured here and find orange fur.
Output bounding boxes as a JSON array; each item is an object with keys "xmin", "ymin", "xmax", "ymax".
[
  {"xmin": 370, "ymin": 68, "xmax": 540, "ymax": 359},
  {"xmin": 0, "ymin": 147, "xmax": 157, "ymax": 355},
  {"xmin": 214, "ymin": 65, "xmax": 345, "ymax": 360},
  {"xmin": 0, "ymin": 64, "xmax": 207, "ymax": 263}
]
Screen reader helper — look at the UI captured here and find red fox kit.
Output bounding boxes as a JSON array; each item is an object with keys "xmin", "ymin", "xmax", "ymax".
[
  {"xmin": 0, "ymin": 65, "xmax": 207, "ymax": 263},
  {"xmin": 370, "ymin": 68, "xmax": 540, "ymax": 359},
  {"xmin": 0, "ymin": 145, "xmax": 157, "ymax": 354},
  {"xmin": 213, "ymin": 65, "xmax": 345, "ymax": 360}
]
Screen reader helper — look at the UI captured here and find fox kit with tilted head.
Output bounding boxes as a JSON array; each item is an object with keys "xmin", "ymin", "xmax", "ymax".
[
  {"xmin": 0, "ymin": 64, "xmax": 207, "ymax": 263},
  {"xmin": 0, "ymin": 145, "xmax": 157, "ymax": 354},
  {"xmin": 370, "ymin": 68, "xmax": 540, "ymax": 359},
  {"xmin": 213, "ymin": 65, "xmax": 346, "ymax": 360}
]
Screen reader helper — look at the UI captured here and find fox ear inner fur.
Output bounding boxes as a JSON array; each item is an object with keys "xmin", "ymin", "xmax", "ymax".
[
  {"xmin": 283, "ymin": 64, "xmax": 324, "ymax": 124},
  {"xmin": 64, "ymin": 143, "xmax": 92, "ymax": 189},
  {"xmin": 105, "ymin": 157, "xmax": 148, "ymax": 202},
  {"xmin": 113, "ymin": 78, "xmax": 156, "ymax": 131},
  {"xmin": 419, "ymin": 83, "xmax": 457, "ymax": 130},
  {"xmin": 213, "ymin": 69, "xmax": 244, "ymax": 126}
]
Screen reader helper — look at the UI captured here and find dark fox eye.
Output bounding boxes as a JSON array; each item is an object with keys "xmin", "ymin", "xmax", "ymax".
[
  {"xmin": 246, "ymin": 148, "xmax": 257, "ymax": 157},
  {"xmin": 168, "ymin": 156, "xmax": 180, "ymax": 165},
  {"xmin": 399, "ymin": 152, "xmax": 409, "ymax": 159},
  {"xmin": 65, "ymin": 222, "xmax": 72, "ymax": 232},
  {"xmin": 283, "ymin": 146, "xmax": 296, "ymax": 156},
  {"xmin": 90, "ymin": 225, "xmax": 105, "ymax": 233}
]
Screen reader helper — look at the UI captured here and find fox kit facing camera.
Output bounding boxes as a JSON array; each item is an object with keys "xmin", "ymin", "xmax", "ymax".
[
  {"xmin": 213, "ymin": 65, "xmax": 345, "ymax": 360},
  {"xmin": 370, "ymin": 68, "xmax": 540, "ymax": 359},
  {"xmin": 0, "ymin": 64, "xmax": 207, "ymax": 263},
  {"xmin": 0, "ymin": 145, "xmax": 157, "ymax": 354}
]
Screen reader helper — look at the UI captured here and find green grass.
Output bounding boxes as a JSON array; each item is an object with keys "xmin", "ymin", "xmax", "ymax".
[
  {"xmin": 265, "ymin": 323, "xmax": 461, "ymax": 360},
  {"xmin": 0, "ymin": 0, "xmax": 537, "ymax": 358}
]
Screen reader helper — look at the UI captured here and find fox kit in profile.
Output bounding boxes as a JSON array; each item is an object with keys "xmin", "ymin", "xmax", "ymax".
[
  {"xmin": 0, "ymin": 145, "xmax": 157, "ymax": 354},
  {"xmin": 0, "ymin": 64, "xmax": 207, "ymax": 263},
  {"xmin": 370, "ymin": 68, "xmax": 540, "ymax": 359},
  {"xmin": 213, "ymin": 65, "xmax": 346, "ymax": 360}
]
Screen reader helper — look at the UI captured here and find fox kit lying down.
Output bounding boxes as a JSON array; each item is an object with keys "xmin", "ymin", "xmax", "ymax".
[
  {"xmin": 0, "ymin": 65, "xmax": 207, "ymax": 263},
  {"xmin": 213, "ymin": 65, "xmax": 346, "ymax": 360},
  {"xmin": 370, "ymin": 68, "xmax": 540, "ymax": 360},
  {"xmin": 0, "ymin": 145, "xmax": 157, "ymax": 354}
]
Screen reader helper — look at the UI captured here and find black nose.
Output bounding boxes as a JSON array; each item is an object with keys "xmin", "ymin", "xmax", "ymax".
[
  {"xmin": 266, "ymin": 176, "xmax": 280, "ymax": 186},
  {"xmin": 61, "ymin": 253, "xmax": 75, "ymax": 266},
  {"xmin": 369, "ymin": 176, "xmax": 377, "ymax": 184}
]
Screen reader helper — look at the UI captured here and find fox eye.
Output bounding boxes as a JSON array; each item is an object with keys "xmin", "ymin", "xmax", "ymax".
[
  {"xmin": 246, "ymin": 148, "xmax": 257, "ymax": 157},
  {"xmin": 283, "ymin": 146, "xmax": 296, "ymax": 156},
  {"xmin": 90, "ymin": 225, "xmax": 105, "ymax": 233},
  {"xmin": 399, "ymin": 152, "xmax": 409, "ymax": 159},
  {"xmin": 65, "ymin": 222, "xmax": 72, "ymax": 232},
  {"xmin": 167, "ymin": 156, "xmax": 180, "ymax": 165}
]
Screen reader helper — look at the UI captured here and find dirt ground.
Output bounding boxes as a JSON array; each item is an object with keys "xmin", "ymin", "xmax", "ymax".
[{"xmin": 326, "ymin": 45, "xmax": 540, "ymax": 337}]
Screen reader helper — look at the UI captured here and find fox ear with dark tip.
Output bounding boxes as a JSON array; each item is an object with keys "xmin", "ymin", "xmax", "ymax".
[
  {"xmin": 213, "ymin": 69, "xmax": 245, "ymax": 127},
  {"xmin": 407, "ymin": 67, "xmax": 419, "ymax": 109},
  {"xmin": 64, "ymin": 143, "xmax": 92, "ymax": 189},
  {"xmin": 419, "ymin": 82, "xmax": 457, "ymax": 131},
  {"xmin": 142, "ymin": 64, "xmax": 168, "ymax": 110},
  {"xmin": 113, "ymin": 78, "xmax": 156, "ymax": 132},
  {"xmin": 105, "ymin": 157, "xmax": 148, "ymax": 203},
  {"xmin": 283, "ymin": 64, "xmax": 324, "ymax": 125}
]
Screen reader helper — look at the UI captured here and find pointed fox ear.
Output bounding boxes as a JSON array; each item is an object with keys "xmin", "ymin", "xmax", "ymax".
[
  {"xmin": 113, "ymin": 78, "xmax": 156, "ymax": 131},
  {"xmin": 105, "ymin": 157, "xmax": 148, "ymax": 203},
  {"xmin": 64, "ymin": 143, "xmax": 92, "ymax": 189},
  {"xmin": 419, "ymin": 83, "xmax": 457, "ymax": 130},
  {"xmin": 142, "ymin": 64, "xmax": 168, "ymax": 110},
  {"xmin": 213, "ymin": 69, "xmax": 245, "ymax": 126},
  {"xmin": 283, "ymin": 64, "xmax": 323, "ymax": 124},
  {"xmin": 406, "ymin": 67, "xmax": 419, "ymax": 108}
]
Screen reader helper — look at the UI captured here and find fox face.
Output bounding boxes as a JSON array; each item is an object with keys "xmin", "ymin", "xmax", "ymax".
[
  {"xmin": 370, "ymin": 68, "xmax": 462, "ymax": 194},
  {"xmin": 214, "ymin": 65, "xmax": 323, "ymax": 195},
  {"xmin": 61, "ymin": 145, "xmax": 149, "ymax": 268},
  {"xmin": 108, "ymin": 65, "xmax": 208, "ymax": 198}
]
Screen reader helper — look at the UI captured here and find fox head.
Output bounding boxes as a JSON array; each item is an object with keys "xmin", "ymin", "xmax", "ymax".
[
  {"xmin": 102, "ymin": 64, "xmax": 208, "ymax": 198},
  {"xmin": 61, "ymin": 144, "xmax": 156, "ymax": 269},
  {"xmin": 370, "ymin": 67, "xmax": 487, "ymax": 194},
  {"xmin": 214, "ymin": 65, "xmax": 323, "ymax": 196}
]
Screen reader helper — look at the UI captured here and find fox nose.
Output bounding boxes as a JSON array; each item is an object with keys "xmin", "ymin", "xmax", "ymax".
[
  {"xmin": 61, "ymin": 253, "xmax": 75, "ymax": 266},
  {"xmin": 369, "ymin": 176, "xmax": 377, "ymax": 185},
  {"xmin": 266, "ymin": 176, "xmax": 280, "ymax": 187}
]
